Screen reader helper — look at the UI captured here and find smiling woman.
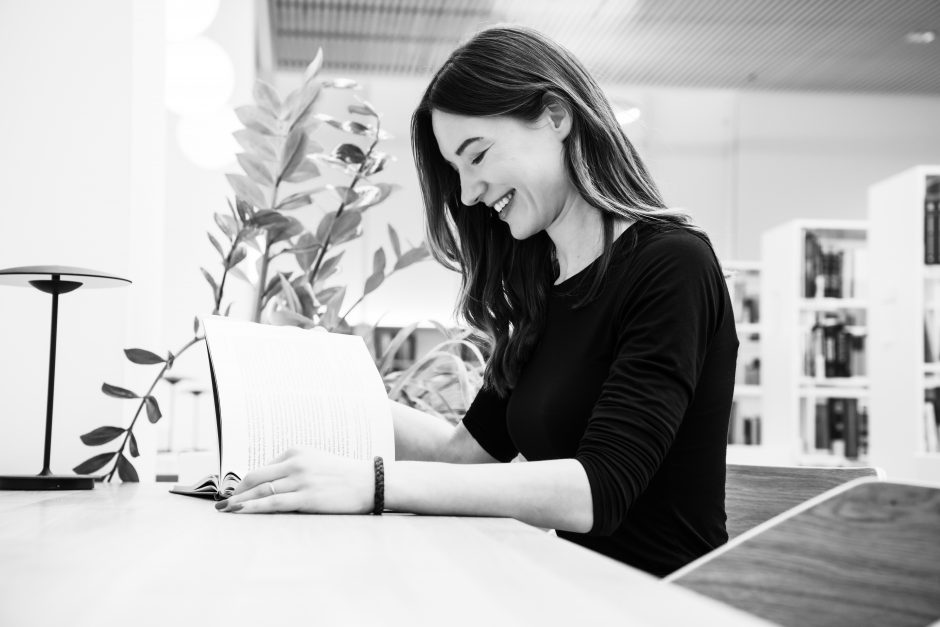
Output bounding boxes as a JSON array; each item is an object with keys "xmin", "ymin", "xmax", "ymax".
[{"xmin": 222, "ymin": 25, "xmax": 739, "ymax": 580}]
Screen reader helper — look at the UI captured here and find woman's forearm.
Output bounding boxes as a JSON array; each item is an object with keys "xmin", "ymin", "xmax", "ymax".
[
  {"xmin": 389, "ymin": 400, "xmax": 454, "ymax": 461},
  {"xmin": 384, "ymin": 458, "xmax": 594, "ymax": 533}
]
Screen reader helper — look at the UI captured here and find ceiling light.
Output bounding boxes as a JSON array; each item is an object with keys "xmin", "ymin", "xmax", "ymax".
[{"xmin": 906, "ymin": 31, "xmax": 936, "ymax": 44}]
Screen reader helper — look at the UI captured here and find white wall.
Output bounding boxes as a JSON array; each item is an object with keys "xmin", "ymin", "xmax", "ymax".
[{"xmin": 0, "ymin": 0, "xmax": 165, "ymax": 476}]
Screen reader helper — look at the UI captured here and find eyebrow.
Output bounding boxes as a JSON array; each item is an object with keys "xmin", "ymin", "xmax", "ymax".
[{"xmin": 455, "ymin": 137, "xmax": 483, "ymax": 157}]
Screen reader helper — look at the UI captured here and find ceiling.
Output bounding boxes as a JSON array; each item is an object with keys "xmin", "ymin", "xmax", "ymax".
[{"xmin": 265, "ymin": 0, "xmax": 940, "ymax": 95}]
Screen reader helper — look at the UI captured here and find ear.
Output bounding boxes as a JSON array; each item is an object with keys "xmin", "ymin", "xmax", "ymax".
[{"xmin": 542, "ymin": 96, "xmax": 573, "ymax": 140}]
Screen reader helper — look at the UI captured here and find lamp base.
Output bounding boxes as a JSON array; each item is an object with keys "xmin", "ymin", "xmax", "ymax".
[{"xmin": 0, "ymin": 475, "xmax": 94, "ymax": 490}]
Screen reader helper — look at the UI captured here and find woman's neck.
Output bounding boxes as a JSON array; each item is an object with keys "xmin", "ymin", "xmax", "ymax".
[{"xmin": 548, "ymin": 203, "xmax": 632, "ymax": 285}]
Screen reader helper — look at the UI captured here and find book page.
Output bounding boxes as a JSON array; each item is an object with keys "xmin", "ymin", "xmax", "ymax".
[{"xmin": 202, "ymin": 317, "xmax": 395, "ymax": 478}]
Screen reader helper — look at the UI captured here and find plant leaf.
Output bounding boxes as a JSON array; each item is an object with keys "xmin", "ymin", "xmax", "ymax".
[
  {"xmin": 278, "ymin": 273, "xmax": 302, "ymax": 313},
  {"xmin": 303, "ymin": 47, "xmax": 324, "ymax": 83},
  {"xmin": 117, "ymin": 454, "xmax": 139, "ymax": 482},
  {"xmin": 315, "ymin": 251, "xmax": 345, "ymax": 284},
  {"xmin": 102, "ymin": 383, "xmax": 139, "ymax": 399},
  {"xmin": 229, "ymin": 266, "xmax": 250, "ymax": 282},
  {"xmin": 394, "ymin": 244, "xmax": 431, "ymax": 271},
  {"xmin": 378, "ymin": 322, "xmax": 421, "ymax": 375},
  {"xmin": 331, "ymin": 210, "xmax": 362, "ymax": 245},
  {"xmin": 123, "ymin": 348, "xmax": 166, "ymax": 365},
  {"xmin": 233, "ymin": 128, "xmax": 276, "ymax": 160},
  {"xmin": 320, "ymin": 286, "xmax": 346, "ymax": 329},
  {"xmin": 283, "ymin": 159, "xmax": 320, "ymax": 184},
  {"xmin": 277, "ymin": 187, "xmax": 326, "ymax": 211},
  {"xmin": 227, "ymin": 244, "xmax": 248, "ymax": 269},
  {"xmin": 253, "ymin": 79, "xmax": 282, "ymax": 115},
  {"xmin": 363, "ymin": 249, "xmax": 386, "ymax": 296},
  {"xmin": 315, "ymin": 213, "xmax": 336, "ymax": 243},
  {"xmin": 363, "ymin": 271, "xmax": 384, "ymax": 297},
  {"xmin": 208, "ymin": 232, "xmax": 226, "ymax": 260},
  {"xmin": 348, "ymin": 183, "xmax": 399, "ymax": 212},
  {"xmin": 268, "ymin": 215, "xmax": 304, "ymax": 244},
  {"xmin": 129, "ymin": 431, "xmax": 140, "ymax": 458},
  {"xmin": 388, "ymin": 225, "xmax": 402, "ymax": 259},
  {"xmin": 332, "ymin": 143, "xmax": 366, "ymax": 165},
  {"xmin": 237, "ymin": 153, "xmax": 274, "ymax": 187},
  {"xmin": 293, "ymin": 232, "xmax": 320, "ymax": 271},
  {"xmin": 201, "ymin": 267, "xmax": 219, "ymax": 298},
  {"xmin": 145, "ymin": 396, "xmax": 162, "ymax": 424},
  {"xmin": 235, "ymin": 104, "xmax": 278, "ymax": 135},
  {"xmin": 226, "ymin": 173, "xmax": 268, "ymax": 210},
  {"xmin": 193, "ymin": 316, "xmax": 201, "ymax": 335},
  {"xmin": 235, "ymin": 198, "xmax": 254, "ymax": 223},
  {"xmin": 80, "ymin": 426, "xmax": 125, "ymax": 446},
  {"xmin": 324, "ymin": 117, "xmax": 371, "ymax": 136},
  {"xmin": 290, "ymin": 81, "xmax": 323, "ymax": 131},
  {"xmin": 214, "ymin": 213, "xmax": 237, "ymax": 241},
  {"xmin": 73, "ymin": 452, "xmax": 116, "ymax": 475},
  {"xmin": 279, "ymin": 127, "xmax": 308, "ymax": 181}
]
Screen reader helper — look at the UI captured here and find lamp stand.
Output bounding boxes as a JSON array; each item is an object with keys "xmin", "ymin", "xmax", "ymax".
[{"xmin": 0, "ymin": 276, "xmax": 93, "ymax": 490}]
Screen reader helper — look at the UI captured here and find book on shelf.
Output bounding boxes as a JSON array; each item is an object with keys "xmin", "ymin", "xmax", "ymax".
[
  {"xmin": 924, "ymin": 388, "xmax": 940, "ymax": 453},
  {"xmin": 925, "ymin": 177, "xmax": 940, "ymax": 265},
  {"xmin": 811, "ymin": 397, "xmax": 867, "ymax": 460},
  {"xmin": 171, "ymin": 316, "xmax": 395, "ymax": 500},
  {"xmin": 805, "ymin": 312, "xmax": 866, "ymax": 378},
  {"xmin": 803, "ymin": 231, "xmax": 868, "ymax": 299},
  {"xmin": 728, "ymin": 400, "xmax": 761, "ymax": 445}
]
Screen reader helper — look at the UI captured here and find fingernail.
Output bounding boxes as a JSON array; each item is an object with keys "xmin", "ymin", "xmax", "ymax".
[
  {"xmin": 227, "ymin": 503, "xmax": 244, "ymax": 512},
  {"xmin": 215, "ymin": 499, "xmax": 229, "ymax": 510}
]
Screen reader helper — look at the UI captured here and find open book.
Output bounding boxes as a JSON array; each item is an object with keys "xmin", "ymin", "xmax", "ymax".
[{"xmin": 170, "ymin": 316, "xmax": 395, "ymax": 500}]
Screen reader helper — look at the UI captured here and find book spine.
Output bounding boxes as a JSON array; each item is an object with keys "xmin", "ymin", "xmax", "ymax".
[
  {"xmin": 926, "ymin": 196, "xmax": 936, "ymax": 265},
  {"xmin": 804, "ymin": 232, "xmax": 818, "ymax": 297},
  {"xmin": 815, "ymin": 400, "xmax": 831, "ymax": 450},
  {"xmin": 845, "ymin": 398, "xmax": 859, "ymax": 460},
  {"xmin": 829, "ymin": 397, "xmax": 846, "ymax": 457}
]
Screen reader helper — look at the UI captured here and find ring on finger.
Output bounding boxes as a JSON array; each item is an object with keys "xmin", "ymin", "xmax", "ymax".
[{"xmin": 267, "ymin": 481, "xmax": 277, "ymax": 496}]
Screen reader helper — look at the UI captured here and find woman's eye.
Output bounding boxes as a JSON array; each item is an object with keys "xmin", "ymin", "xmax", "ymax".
[{"xmin": 471, "ymin": 149, "xmax": 489, "ymax": 165}]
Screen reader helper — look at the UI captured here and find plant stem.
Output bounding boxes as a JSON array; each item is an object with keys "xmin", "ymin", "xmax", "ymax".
[
  {"xmin": 103, "ymin": 335, "xmax": 205, "ymax": 482},
  {"xmin": 252, "ymin": 238, "xmax": 272, "ymax": 322},
  {"xmin": 308, "ymin": 122, "xmax": 382, "ymax": 286}
]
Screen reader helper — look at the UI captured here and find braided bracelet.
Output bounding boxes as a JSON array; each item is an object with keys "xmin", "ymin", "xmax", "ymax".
[{"xmin": 372, "ymin": 456, "xmax": 384, "ymax": 515}]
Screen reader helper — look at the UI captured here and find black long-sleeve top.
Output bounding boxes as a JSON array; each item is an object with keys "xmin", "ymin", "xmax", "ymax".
[{"xmin": 461, "ymin": 220, "xmax": 739, "ymax": 577}]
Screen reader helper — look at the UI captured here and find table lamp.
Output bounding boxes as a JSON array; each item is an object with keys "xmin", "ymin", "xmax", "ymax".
[{"xmin": 0, "ymin": 265, "xmax": 131, "ymax": 490}]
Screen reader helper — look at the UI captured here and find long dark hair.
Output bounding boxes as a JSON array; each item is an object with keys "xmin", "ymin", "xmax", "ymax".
[{"xmin": 412, "ymin": 25, "xmax": 708, "ymax": 397}]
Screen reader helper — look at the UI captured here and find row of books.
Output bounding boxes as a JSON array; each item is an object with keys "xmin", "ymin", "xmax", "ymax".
[
  {"xmin": 803, "ymin": 313, "xmax": 866, "ymax": 378},
  {"xmin": 924, "ymin": 388, "xmax": 940, "ymax": 453},
  {"xmin": 923, "ymin": 177, "xmax": 940, "ymax": 264},
  {"xmin": 728, "ymin": 401, "xmax": 761, "ymax": 445},
  {"xmin": 803, "ymin": 233, "xmax": 868, "ymax": 299},
  {"xmin": 811, "ymin": 397, "xmax": 868, "ymax": 460}
]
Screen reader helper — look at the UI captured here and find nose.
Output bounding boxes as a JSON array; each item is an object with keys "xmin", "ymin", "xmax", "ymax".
[{"xmin": 459, "ymin": 171, "xmax": 485, "ymax": 207}]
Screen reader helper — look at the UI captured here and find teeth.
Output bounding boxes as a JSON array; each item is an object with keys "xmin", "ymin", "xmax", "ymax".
[{"xmin": 494, "ymin": 191, "xmax": 514, "ymax": 213}]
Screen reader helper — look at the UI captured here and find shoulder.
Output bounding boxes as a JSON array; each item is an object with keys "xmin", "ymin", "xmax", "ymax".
[{"xmin": 623, "ymin": 222, "xmax": 721, "ymax": 282}]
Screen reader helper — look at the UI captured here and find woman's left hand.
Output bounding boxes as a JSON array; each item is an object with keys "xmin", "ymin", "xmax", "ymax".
[{"xmin": 216, "ymin": 447, "xmax": 374, "ymax": 514}]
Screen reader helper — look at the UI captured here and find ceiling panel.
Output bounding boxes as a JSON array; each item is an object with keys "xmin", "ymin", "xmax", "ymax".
[{"xmin": 268, "ymin": 0, "xmax": 940, "ymax": 94}]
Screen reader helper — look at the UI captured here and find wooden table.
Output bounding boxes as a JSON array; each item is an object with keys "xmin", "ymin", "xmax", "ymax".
[{"xmin": 0, "ymin": 484, "xmax": 771, "ymax": 626}]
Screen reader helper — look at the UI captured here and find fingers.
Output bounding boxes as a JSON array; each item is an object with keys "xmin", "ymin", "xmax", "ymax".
[
  {"xmin": 233, "ymin": 460, "xmax": 292, "ymax": 495},
  {"xmin": 221, "ymin": 493, "xmax": 298, "ymax": 514}
]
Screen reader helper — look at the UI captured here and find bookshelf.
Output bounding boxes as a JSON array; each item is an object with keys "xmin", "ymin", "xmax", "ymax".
[
  {"xmin": 723, "ymin": 261, "xmax": 764, "ymax": 464},
  {"xmin": 761, "ymin": 219, "xmax": 870, "ymax": 467},
  {"xmin": 868, "ymin": 165, "xmax": 940, "ymax": 483}
]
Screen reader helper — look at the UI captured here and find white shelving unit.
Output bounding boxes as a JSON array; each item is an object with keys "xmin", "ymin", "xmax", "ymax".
[
  {"xmin": 868, "ymin": 165, "xmax": 940, "ymax": 483},
  {"xmin": 761, "ymin": 219, "xmax": 870, "ymax": 467},
  {"xmin": 723, "ymin": 261, "xmax": 764, "ymax": 464}
]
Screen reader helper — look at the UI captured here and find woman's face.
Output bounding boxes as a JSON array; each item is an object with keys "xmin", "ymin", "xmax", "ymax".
[{"xmin": 431, "ymin": 107, "xmax": 575, "ymax": 240}]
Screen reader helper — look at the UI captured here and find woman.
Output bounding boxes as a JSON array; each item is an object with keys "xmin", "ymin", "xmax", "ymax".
[{"xmin": 219, "ymin": 25, "xmax": 738, "ymax": 578}]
